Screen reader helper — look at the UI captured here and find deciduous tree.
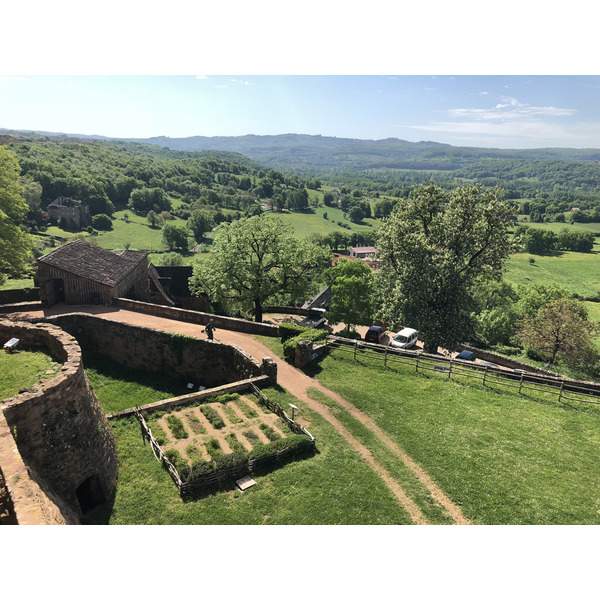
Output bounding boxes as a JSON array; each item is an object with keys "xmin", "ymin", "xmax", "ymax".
[
  {"xmin": 0, "ymin": 147, "xmax": 34, "ymax": 284},
  {"xmin": 190, "ymin": 215, "xmax": 330, "ymax": 322},
  {"xmin": 326, "ymin": 258, "xmax": 373, "ymax": 332},
  {"xmin": 516, "ymin": 298, "xmax": 597, "ymax": 365},
  {"xmin": 376, "ymin": 183, "xmax": 517, "ymax": 353}
]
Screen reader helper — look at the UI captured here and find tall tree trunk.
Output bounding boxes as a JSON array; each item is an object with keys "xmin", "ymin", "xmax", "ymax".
[{"xmin": 254, "ymin": 300, "xmax": 263, "ymax": 323}]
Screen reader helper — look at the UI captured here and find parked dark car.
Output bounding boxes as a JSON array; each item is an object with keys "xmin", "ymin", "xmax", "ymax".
[{"xmin": 365, "ymin": 325, "xmax": 386, "ymax": 344}]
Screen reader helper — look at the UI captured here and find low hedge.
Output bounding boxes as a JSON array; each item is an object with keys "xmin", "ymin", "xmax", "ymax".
[
  {"xmin": 283, "ymin": 327, "xmax": 327, "ymax": 362},
  {"xmin": 278, "ymin": 322, "xmax": 307, "ymax": 342}
]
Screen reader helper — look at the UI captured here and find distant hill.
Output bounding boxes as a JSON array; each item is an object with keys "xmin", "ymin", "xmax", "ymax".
[{"xmin": 3, "ymin": 129, "xmax": 600, "ymax": 175}]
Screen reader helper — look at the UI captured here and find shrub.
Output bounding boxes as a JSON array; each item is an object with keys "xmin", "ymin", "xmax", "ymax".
[
  {"xmin": 166, "ymin": 414, "xmax": 188, "ymax": 439},
  {"xmin": 259, "ymin": 423, "xmax": 281, "ymax": 441},
  {"xmin": 206, "ymin": 437, "xmax": 224, "ymax": 460},
  {"xmin": 283, "ymin": 327, "xmax": 327, "ymax": 362},
  {"xmin": 217, "ymin": 392, "xmax": 240, "ymax": 403},
  {"xmin": 164, "ymin": 448, "xmax": 187, "ymax": 471},
  {"xmin": 247, "ymin": 434, "xmax": 312, "ymax": 461},
  {"xmin": 236, "ymin": 399, "xmax": 258, "ymax": 419},
  {"xmin": 185, "ymin": 413, "xmax": 206, "ymax": 434},
  {"xmin": 225, "ymin": 433, "xmax": 247, "ymax": 454},
  {"xmin": 278, "ymin": 322, "xmax": 306, "ymax": 342},
  {"xmin": 213, "ymin": 452, "xmax": 247, "ymax": 471},
  {"xmin": 91, "ymin": 213, "xmax": 113, "ymax": 231},
  {"xmin": 200, "ymin": 405, "xmax": 225, "ymax": 429},
  {"xmin": 180, "ymin": 459, "xmax": 214, "ymax": 482},
  {"xmin": 185, "ymin": 444, "xmax": 203, "ymax": 460},
  {"xmin": 243, "ymin": 430, "xmax": 261, "ymax": 448}
]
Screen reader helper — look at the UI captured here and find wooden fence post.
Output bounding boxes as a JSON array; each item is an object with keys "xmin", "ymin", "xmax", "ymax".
[
  {"xmin": 483, "ymin": 367, "xmax": 487, "ymax": 387},
  {"xmin": 558, "ymin": 381, "xmax": 564, "ymax": 403},
  {"xmin": 384, "ymin": 347, "xmax": 388, "ymax": 369},
  {"xmin": 415, "ymin": 354, "xmax": 419, "ymax": 373},
  {"xmin": 519, "ymin": 372, "xmax": 524, "ymax": 394}
]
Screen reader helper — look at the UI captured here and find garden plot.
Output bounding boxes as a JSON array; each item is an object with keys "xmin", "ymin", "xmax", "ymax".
[{"xmin": 147, "ymin": 393, "xmax": 290, "ymax": 468}]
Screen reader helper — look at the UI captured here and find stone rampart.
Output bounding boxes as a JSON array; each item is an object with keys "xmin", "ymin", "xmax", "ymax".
[
  {"xmin": 113, "ymin": 298, "xmax": 279, "ymax": 336},
  {"xmin": 44, "ymin": 313, "xmax": 271, "ymax": 389},
  {"xmin": 0, "ymin": 319, "xmax": 118, "ymax": 522}
]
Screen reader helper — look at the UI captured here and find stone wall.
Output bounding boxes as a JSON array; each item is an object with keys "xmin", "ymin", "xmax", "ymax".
[
  {"xmin": 114, "ymin": 298, "xmax": 279, "ymax": 336},
  {"xmin": 0, "ymin": 319, "xmax": 118, "ymax": 522},
  {"xmin": 0, "ymin": 288, "xmax": 40, "ymax": 305},
  {"xmin": 45, "ymin": 313, "xmax": 268, "ymax": 388}
]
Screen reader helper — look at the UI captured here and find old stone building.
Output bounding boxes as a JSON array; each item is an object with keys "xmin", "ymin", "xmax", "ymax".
[
  {"xmin": 37, "ymin": 239, "xmax": 175, "ymax": 307},
  {"xmin": 47, "ymin": 197, "xmax": 91, "ymax": 230}
]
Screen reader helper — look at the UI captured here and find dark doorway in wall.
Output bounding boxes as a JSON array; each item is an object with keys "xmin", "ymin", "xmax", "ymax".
[
  {"xmin": 53, "ymin": 279, "xmax": 65, "ymax": 304},
  {"xmin": 76, "ymin": 474, "xmax": 106, "ymax": 514}
]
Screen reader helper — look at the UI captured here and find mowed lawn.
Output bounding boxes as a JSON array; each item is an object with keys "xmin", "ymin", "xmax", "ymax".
[
  {"xmin": 312, "ymin": 349, "xmax": 600, "ymax": 525},
  {"xmin": 0, "ymin": 349, "xmax": 58, "ymax": 401}
]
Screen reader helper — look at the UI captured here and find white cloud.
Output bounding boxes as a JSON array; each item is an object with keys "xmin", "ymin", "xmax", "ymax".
[
  {"xmin": 195, "ymin": 75, "xmax": 208, "ymax": 80},
  {"xmin": 231, "ymin": 78, "xmax": 251, "ymax": 86}
]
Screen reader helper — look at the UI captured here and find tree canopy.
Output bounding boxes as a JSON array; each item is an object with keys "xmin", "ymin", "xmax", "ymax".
[
  {"xmin": 516, "ymin": 298, "xmax": 598, "ymax": 366},
  {"xmin": 376, "ymin": 183, "xmax": 517, "ymax": 353},
  {"xmin": 325, "ymin": 258, "xmax": 373, "ymax": 332},
  {"xmin": 0, "ymin": 147, "xmax": 34, "ymax": 284},
  {"xmin": 189, "ymin": 215, "xmax": 330, "ymax": 322}
]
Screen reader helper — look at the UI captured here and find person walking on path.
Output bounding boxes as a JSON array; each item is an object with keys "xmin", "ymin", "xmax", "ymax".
[{"xmin": 204, "ymin": 320, "xmax": 216, "ymax": 340}]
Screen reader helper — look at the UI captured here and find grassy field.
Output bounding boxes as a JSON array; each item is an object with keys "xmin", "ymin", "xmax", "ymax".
[
  {"xmin": 0, "ymin": 349, "xmax": 58, "ymax": 401},
  {"xmin": 504, "ymin": 250, "xmax": 600, "ymax": 297},
  {"xmin": 311, "ymin": 349, "xmax": 600, "ymax": 525}
]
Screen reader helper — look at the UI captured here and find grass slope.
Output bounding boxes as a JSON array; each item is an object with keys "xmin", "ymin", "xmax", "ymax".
[{"xmin": 313, "ymin": 350, "xmax": 600, "ymax": 524}]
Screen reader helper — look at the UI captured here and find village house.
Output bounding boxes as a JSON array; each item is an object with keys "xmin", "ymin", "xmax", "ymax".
[
  {"xmin": 349, "ymin": 246, "xmax": 377, "ymax": 259},
  {"xmin": 37, "ymin": 239, "xmax": 174, "ymax": 307}
]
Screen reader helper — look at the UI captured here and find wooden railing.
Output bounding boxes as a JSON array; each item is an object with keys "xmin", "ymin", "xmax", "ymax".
[{"xmin": 325, "ymin": 336, "xmax": 600, "ymax": 407}]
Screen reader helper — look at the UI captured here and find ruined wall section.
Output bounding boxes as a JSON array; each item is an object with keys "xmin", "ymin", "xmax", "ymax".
[{"xmin": 0, "ymin": 320, "xmax": 118, "ymax": 520}]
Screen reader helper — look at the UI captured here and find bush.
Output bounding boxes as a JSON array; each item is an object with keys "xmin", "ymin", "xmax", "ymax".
[
  {"xmin": 91, "ymin": 213, "xmax": 113, "ymax": 231},
  {"xmin": 164, "ymin": 448, "xmax": 187, "ymax": 471},
  {"xmin": 278, "ymin": 322, "xmax": 306, "ymax": 342},
  {"xmin": 200, "ymin": 405, "xmax": 225, "ymax": 429},
  {"xmin": 283, "ymin": 327, "xmax": 327, "ymax": 362},
  {"xmin": 180, "ymin": 459, "xmax": 214, "ymax": 482},
  {"xmin": 248, "ymin": 434, "xmax": 311, "ymax": 461},
  {"xmin": 259, "ymin": 423, "xmax": 281, "ymax": 441},
  {"xmin": 213, "ymin": 452, "xmax": 247, "ymax": 471},
  {"xmin": 166, "ymin": 414, "xmax": 188, "ymax": 439},
  {"xmin": 206, "ymin": 437, "xmax": 224, "ymax": 459}
]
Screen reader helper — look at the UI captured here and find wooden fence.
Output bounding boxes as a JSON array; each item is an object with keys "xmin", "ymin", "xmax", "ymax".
[
  {"xmin": 325, "ymin": 336, "xmax": 600, "ymax": 407},
  {"xmin": 134, "ymin": 385, "xmax": 316, "ymax": 495}
]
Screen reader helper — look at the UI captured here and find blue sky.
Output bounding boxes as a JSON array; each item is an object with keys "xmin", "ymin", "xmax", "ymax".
[{"xmin": 2, "ymin": 75, "xmax": 600, "ymax": 149}]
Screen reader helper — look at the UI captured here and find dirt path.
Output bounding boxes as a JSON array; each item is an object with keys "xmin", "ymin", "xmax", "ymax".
[{"xmin": 14, "ymin": 305, "xmax": 470, "ymax": 525}]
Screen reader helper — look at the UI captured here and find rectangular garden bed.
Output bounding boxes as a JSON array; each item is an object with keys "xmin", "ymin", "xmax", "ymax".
[{"xmin": 135, "ymin": 385, "xmax": 315, "ymax": 493}]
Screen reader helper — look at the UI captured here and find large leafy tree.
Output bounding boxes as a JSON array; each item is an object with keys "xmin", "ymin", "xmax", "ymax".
[
  {"xmin": 0, "ymin": 147, "xmax": 34, "ymax": 284},
  {"xmin": 325, "ymin": 258, "xmax": 373, "ymax": 332},
  {"xmin": 190, "ymin": 215, "xmax": 330, "ymax": 322},
  {"xmin": 516, "ymin": 298, "xmax": 597, "ymax": 366},
  {"xmin": 376, "ymin": 183, "xmax": 517, "ymax": 353}
]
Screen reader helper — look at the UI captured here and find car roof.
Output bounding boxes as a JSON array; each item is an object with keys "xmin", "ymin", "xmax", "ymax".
[
  {"xmin": 368, "ymin": 325, "xmax": 384, "ymax": 332},
  {"xmin": 397, "ymin": 327, "xmax": 418, "ymax": 335}
]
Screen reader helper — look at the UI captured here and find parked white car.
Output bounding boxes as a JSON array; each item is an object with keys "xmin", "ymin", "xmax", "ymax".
[{"xmin": 390, "ymin": 327, "xmax": 418, "ymax": 349}]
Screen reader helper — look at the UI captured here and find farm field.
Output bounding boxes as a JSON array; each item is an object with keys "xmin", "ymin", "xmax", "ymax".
[
  {"xmin": 312, "ymin": 349, "xmax": 600, "ymax": 525},
  {"xmin": 504, "ymin": 250, "xmax": 600, "ymax": 297}
]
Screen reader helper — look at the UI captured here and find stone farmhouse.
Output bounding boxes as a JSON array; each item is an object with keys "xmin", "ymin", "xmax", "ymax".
[
  {"xmin": 46, "ymin": 197, "xmax": 91, "ymax": 230},
  {"xmin": 37, "ymin": 239, "xmax": 175, "ymax": 307}
]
